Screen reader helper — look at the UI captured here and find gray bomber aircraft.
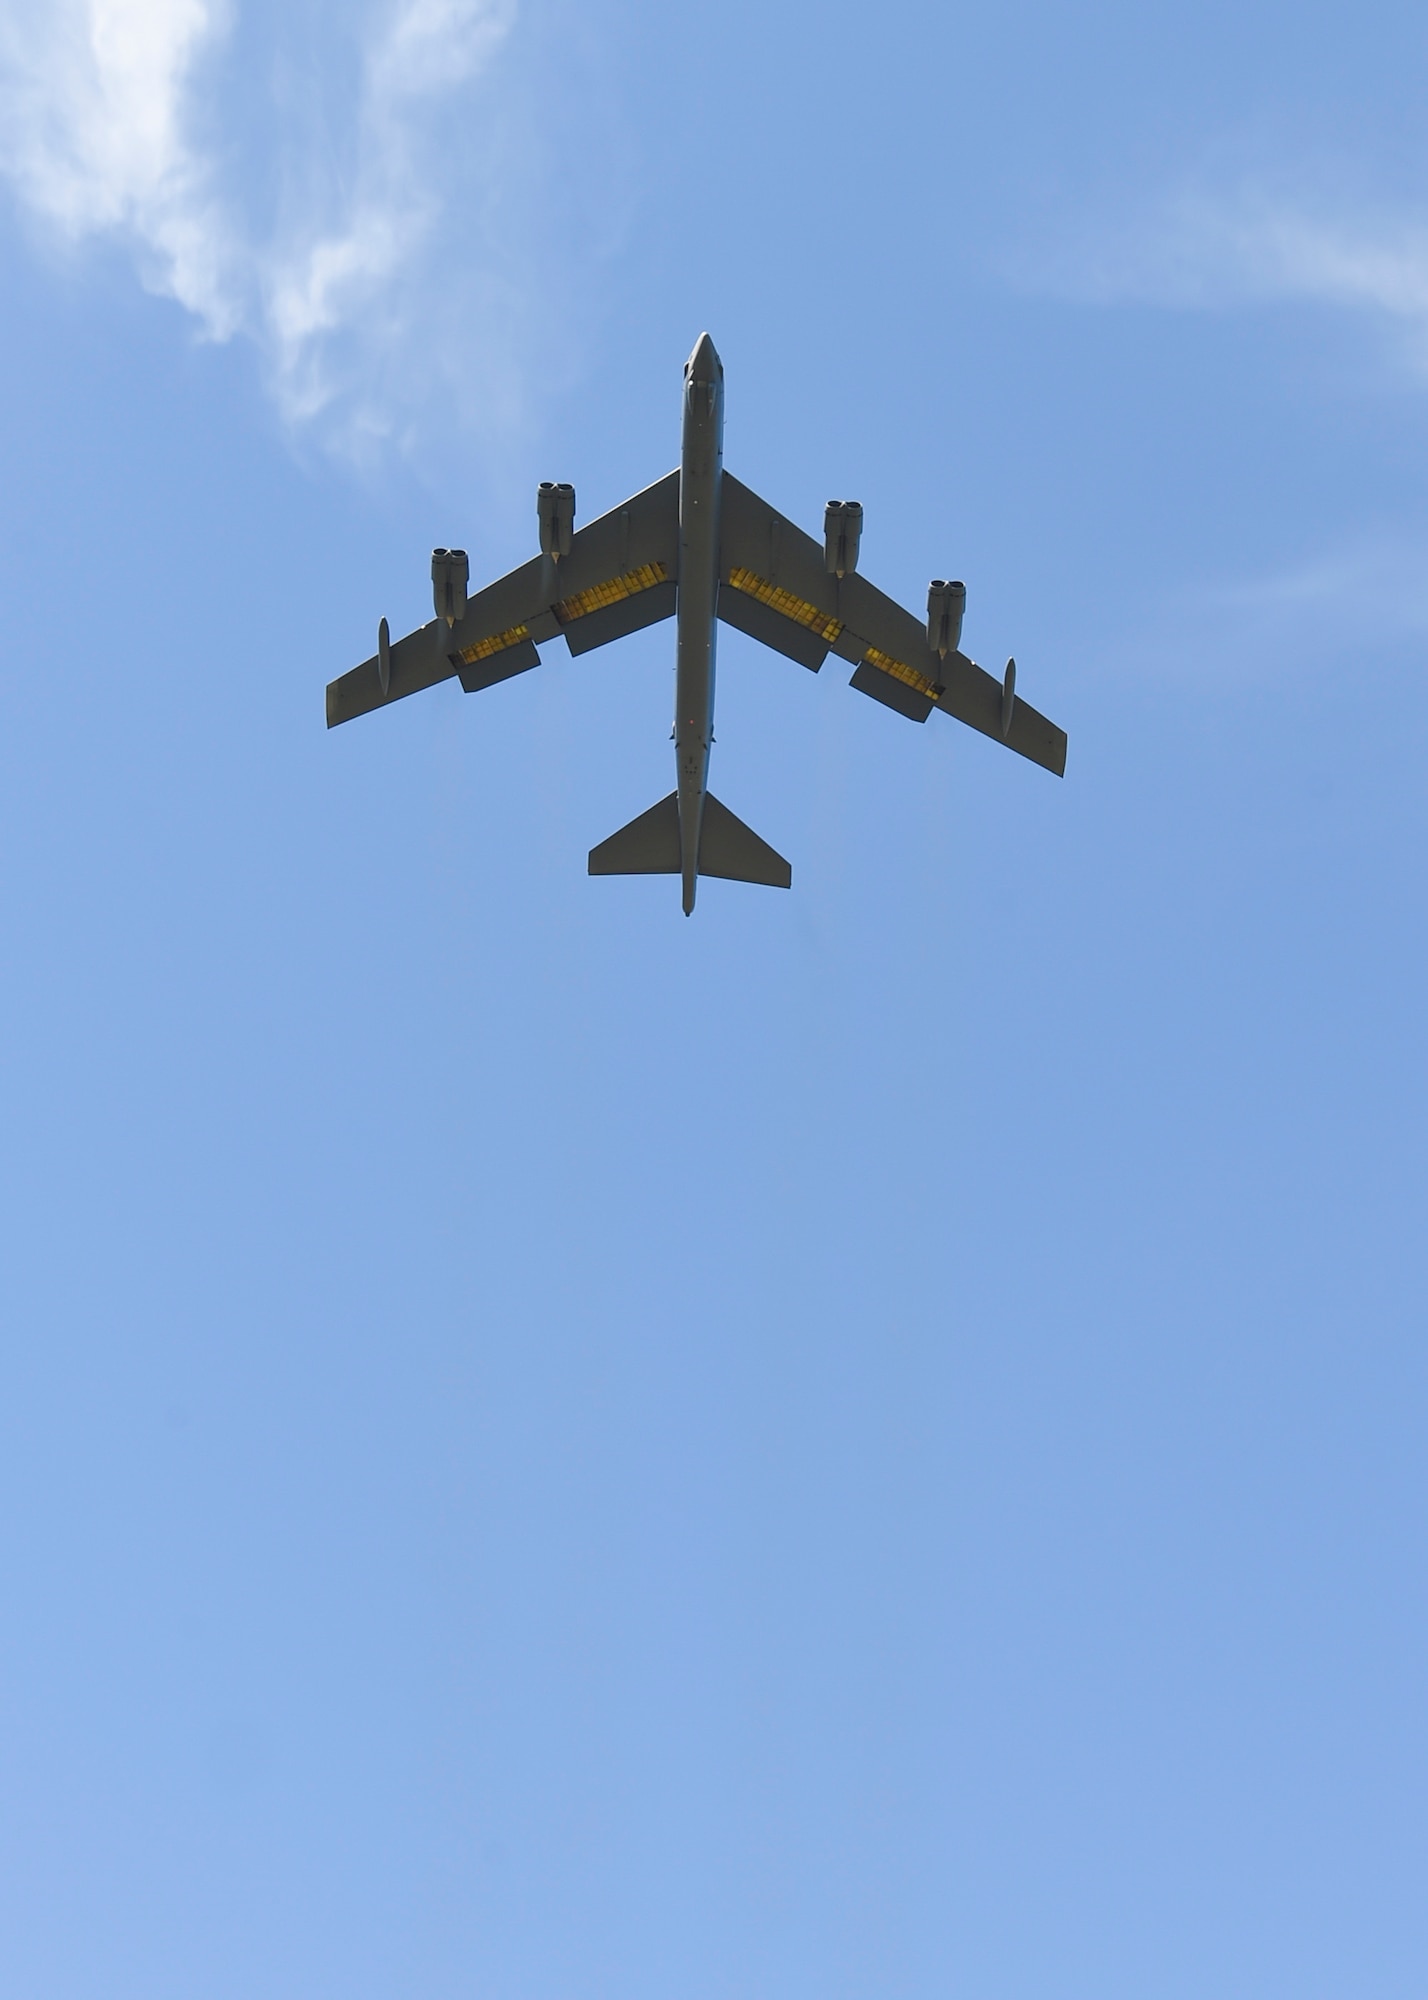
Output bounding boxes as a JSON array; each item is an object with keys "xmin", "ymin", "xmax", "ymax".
[{"xmin": 326, "ymin": 334, "xmax": 1067, "ymax": 914}]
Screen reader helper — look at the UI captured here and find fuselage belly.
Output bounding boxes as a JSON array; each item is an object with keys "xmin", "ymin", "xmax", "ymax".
[{"xmin": 675, "ymin": 334, "xmax": 725, "ymax": 915}]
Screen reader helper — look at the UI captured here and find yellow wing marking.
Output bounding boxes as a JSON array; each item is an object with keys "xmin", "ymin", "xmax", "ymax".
[
  {"xmin": 862, "ymin": 645, "xmax": 941, "ymax": 701},
  {"xmin": 726, "ymin": 566, "xmax": 844, "ymax": 643},
  {"xmin": 553, "ymin": 562, "xmax": 668, "ymax": 625},
  {"xmin": 460, "ymin": 622, "xmax": 531, "ymax": 665}
]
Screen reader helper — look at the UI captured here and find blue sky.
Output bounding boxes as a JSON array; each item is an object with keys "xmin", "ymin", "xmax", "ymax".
[{"xmin": 0, "ymin": 1, "xmax": 1425, "ymax": 1995}]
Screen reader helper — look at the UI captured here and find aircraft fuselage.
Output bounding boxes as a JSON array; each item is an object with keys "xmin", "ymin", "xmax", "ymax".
[
  {"xmin": 675, "ymin": 332, "xmax": 724, "ymax": 914},
  {"xmin": 326, "ymin": 331, "xmax": 1067, "ymax": 913}
]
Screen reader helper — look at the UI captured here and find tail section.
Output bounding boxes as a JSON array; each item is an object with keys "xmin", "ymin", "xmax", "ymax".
[
  {"xmin": 588, "ymin": 792, "xmax": 681, "ymax": 875},
  {"xmin": 588, "ymin": 789, "xmax": 791, "ymax": 901},
  {"xmin": 696, "ymin": 793, "xmax": 791, "ymax": 888}
]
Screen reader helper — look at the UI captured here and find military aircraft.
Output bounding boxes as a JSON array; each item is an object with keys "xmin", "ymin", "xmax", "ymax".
[{"xmin": 326, "ymin": 333, "xmax": 1066, "ymax": 914}]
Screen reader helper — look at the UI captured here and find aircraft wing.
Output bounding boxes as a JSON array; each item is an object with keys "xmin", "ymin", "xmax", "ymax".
[
  {"xmin": 717, "ymin": 472, "xmax": 1066, "ymax": 776},
  {"xmin": 327, "ymin": 471, "xmax": 681, "ymax": 728}
]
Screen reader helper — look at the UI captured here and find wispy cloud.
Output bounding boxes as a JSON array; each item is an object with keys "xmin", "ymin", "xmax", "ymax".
[
  {"xmin": 1015, "ymin": 165, "xmax": 1428, "ymax": 678},
  {"xmin": 254, "ymin": 0, "xmax": 520, "ymax": 438},
  {"xmin": 1104, "ymin": 529, "xmax": 1428, "ymax": 688},
  {"xmin": 1028, "ymin": 181, "xmax": 1428, "ymax": 376},
  {"xmin": 1208, "ymin": 533, "xmax": 1428, "ymax": 658},
  {"xmin": 0, "ymin": 0, "xmax": 594, "ymax": 456},
  {"xmin": 0, "ymin": 0, "xmax": 239, "ymax": 328}
]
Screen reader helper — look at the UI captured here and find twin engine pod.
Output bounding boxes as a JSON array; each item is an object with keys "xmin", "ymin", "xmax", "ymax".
[
  {"xmin": 538, "ymin": 481, "xmax": 576, "ymax": 560},
  {"xmin": 823, "ymin": 500, "xmax": 863, "ymax": 578},
  {"xmin": 431, "ymin": 547, "xmax": 469, "ymax": 627},
  {"xmin": 926, "ymin": 579, "xmax": 966, "ymax": 658}
]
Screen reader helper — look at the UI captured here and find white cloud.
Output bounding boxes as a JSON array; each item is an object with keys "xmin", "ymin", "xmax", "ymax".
[
  {"xmin": 1105, "ymin": 529, "xmax": 1428, "ymax": 688},
  {"xmin": 1016, "ymin": 167, "xmax": 1428, "ymax": 676},
  {"xmin": 1030, "ymin": 183, "xmax": 1428, "ymax": 375},
  {"xmin": 256, "ymin": 0, "xmax": 522, "ymax": 433},
  {"xmin": 0, "ymin": 0, "xmax": 239, "ymax": 330},
  {"xmin": 0, "ymin": 0, "xmax": 563, "ymax": 455}
]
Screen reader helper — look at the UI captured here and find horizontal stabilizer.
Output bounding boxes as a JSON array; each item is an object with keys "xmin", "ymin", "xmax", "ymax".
[
  {"xmin": 697, "ymin": 793, "xmax": 791, "ymax": 888},
  {"xmin": 588, "ymin": 792, "xmax": 681, "ymax": 875}
]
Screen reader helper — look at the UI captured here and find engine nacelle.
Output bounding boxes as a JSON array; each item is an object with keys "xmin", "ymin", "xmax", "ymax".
[
  {"xmin": 823, "ymin": 500, "xmax": 863, "ymax": 578},
  {"xmin": 538, "ymin": 481, "xmax": 576, "ymax": 559},
  {"xmin": 431, "ymin": 547, "xmax": 469, "ymax": 627},
  {"xmin": 926, "ymin": 579, "xmax": 965, "ymax": 657}
]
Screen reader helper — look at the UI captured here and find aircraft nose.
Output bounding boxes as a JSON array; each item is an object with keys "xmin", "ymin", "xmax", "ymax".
[{"xmin": 687, "ymin": 331, "xmax": 722, "ymax": 379}]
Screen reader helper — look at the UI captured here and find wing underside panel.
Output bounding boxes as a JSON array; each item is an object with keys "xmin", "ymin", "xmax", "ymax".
[
  {"xmin": 849, "ymin": 657, "xmax": 935, "ymax": 722},
  {"xmin": 329, "ymin": 459, "xmax": 1066, "ymax": 779},
  {"xmin": 716, "ymin": 577, "xmax": 830, "ymax": 671},
  {"xmin": 457, "ymin": 635, "xmax": 541, "ymax": 693},
  {"xmin": 561, "ymin": 577, "xmax": 677, "ymax": 656},
  {"xmin": 717, "ymin": 469, "xmax": 1065, "ymax": 774},
  {"xmin": 327, "ymin": 470, "xmax": 680, "ymax": 727},
  {"xmin": 936, "ymin": 652, "xmax": 1067, "ymax": 773}
]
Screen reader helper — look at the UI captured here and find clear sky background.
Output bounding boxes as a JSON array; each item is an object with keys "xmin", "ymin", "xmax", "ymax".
[{"xmin": 0, "ymin": 2, "xmax": 1425, "ymax": 1995}]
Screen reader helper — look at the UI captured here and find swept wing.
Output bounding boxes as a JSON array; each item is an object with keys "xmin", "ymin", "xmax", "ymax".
[
  {"xmin": 718, "ymin": 474, "xmax": 1066, "ymax": 776},
  {"xmin": 327, "ymin": 471, "xmax": 680, "ymax": 728}
]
